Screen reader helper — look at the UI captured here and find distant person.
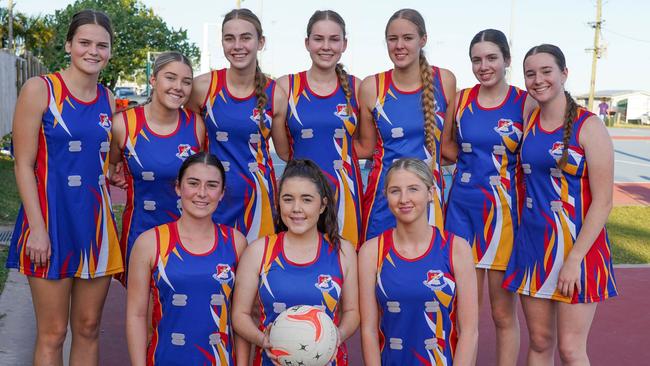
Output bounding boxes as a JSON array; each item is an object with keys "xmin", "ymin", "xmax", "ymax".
[
  {"xmin": 355, "ymin": 8, "xmax": 456, "ymax": 242},
  {"xmin": 272, "ymin": 10, "xmax": 363, "ymax": 248},
  {"xmin": 109, "ymin": 51, "xmax": 205, "ymax": 283},
  {"xmin": 126, "ymin": 152, "xmax": 247, "ymax": 365},
  {"xmin": 442, "ymin": 29, "xmax": 536, "ymax": 365},
  {"xmin": 188, "ymin": 8, "xmax": 287, "ymax": 243},
  {"xmin": 598, "ymin": 98, "xmax": 609, "ymax": 121},
  {"xmin": 503, "ymin": 44, "xmax": 618, "ymax": 364},
  {"xmin": 6, "ymin": 9, "xmax": 123, "ymax": 365},
  {"xmin": 232, "ymin": 159, "xmax": 359, "ymax": 366},
  {"xmin": 358, "ymin": 158, "xmax": 478, "ymax": 365}
]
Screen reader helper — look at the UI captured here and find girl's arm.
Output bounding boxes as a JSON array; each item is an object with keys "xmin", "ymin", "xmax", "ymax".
[
  {"xmin": 357, "ymin": 238, "xmax": 381, "ymax": 365},
  {"xmin": 271, "ymin": 77, "xmax": 290, "ymax": 161},
  {"xmin": 353, "ymin": 76, "xmax": 378, "ymax": 159},
  {"xmin": 12, "ymin": 77, "xmax": 50, "ymax": 267},
  {"xmin": 557, "ymin": 115, "xmax": 614, "ymax": 298},
  {"xmin": 194, "ymin": 112, "xmax": 207, "ymax": 151},
  {"xmin": 522, "ymin": 92, "xmax": 538, "ymax": 131},
  {"xmin": 336, "ymin": 240, "xmax": 360, "ymax": 343},
  {"xmin": 451, "ymin": 235, "xmax": 479, "ymax": 366},
  {"xmin": 439, "ymin": 68, "xmax": 458, "ymax": 164},
  {"xmin": 232, "ymin": 238, "xmax": 267, "ymax": 347},
  {"xmin": 187, "ymin": 72, "xmax": 212, "ymax": 114},
  {"xmin": 126, "ymin": 229, "xmax": 157, "ymax": 366},
  {"xmin": 108, "ymin": 111, "xmax": 128, "ymax": 189},
  {"xmin": 231, "ymin": 229, "xmax": 250, "ymax": 366}
]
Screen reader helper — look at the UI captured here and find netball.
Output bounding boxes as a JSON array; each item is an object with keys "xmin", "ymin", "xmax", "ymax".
[{"xmin": 268, "ymin": 305, "xmax": 338, "ymax": 366}]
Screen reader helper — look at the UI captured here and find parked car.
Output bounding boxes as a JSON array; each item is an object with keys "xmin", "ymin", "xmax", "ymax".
[{"xmin": 114, "ymin": 87, "xmax": 149, "ymax": 112}]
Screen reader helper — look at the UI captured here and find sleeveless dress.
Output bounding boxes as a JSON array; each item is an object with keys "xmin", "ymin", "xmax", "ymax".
[
  {"xmin": 148, "ymin": 221, "xmax": 238, "ymax": 365},
  {"xmin": 256, "ymin": 232, "xmax": 347, "ymax": 365},
  {"xmin": 285, "ymin": 71, "xmax": 363, "ymax": 247},
  {"xmin": 7, "ymin": 72, "xmax": 123, "ymax": 279},
  {"xmin": 375, "ymin": 227, "xmax": 457, "ymax": 365},
  {"xmin": 445, "ymin": 85, "xmax": 526, "ymax": 270},
  {"xmin": 119, "ymin": 105, "xmax": 201, "ymax": 277},
  {"xmin": 503, "ymin": 107, "xmax": 618, "ymax": 303},
  {"xmin": 202, "ymin": 69, "xmax": 277, "ymax": 242},
  {"xmin": 362, "ymin": 67, "xmax": 448, "ymax": 242}
]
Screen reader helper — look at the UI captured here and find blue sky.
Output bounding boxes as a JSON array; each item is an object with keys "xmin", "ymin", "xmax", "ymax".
[{"xmin": 13, "ymin": 0, "xmax": 650, "ymax": 94}]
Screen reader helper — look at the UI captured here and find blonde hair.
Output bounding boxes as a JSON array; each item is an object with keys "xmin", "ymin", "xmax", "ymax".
[{"xmin": 384, "ymin": 158, "xmax": 434, "ymax": 193}]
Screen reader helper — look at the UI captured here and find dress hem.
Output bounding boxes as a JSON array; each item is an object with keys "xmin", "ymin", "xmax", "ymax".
[
  {"xmin": 5, "ymin": 263, "xmax": 124, "ymax": 280},
  {"xmin": 503, "ymin": 285, "xmax": 617, "ymax": 304}
]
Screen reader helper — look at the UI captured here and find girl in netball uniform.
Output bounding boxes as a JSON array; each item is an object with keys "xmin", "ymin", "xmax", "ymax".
[
  {"xmin": 6, "ymin": 10, "xmax": 123, "ymax": 365},
  {"xmin": 443, "ymin": 29, "xmax": 535, "ymax": 365},
  {"xmin": 272, "ymin": 10, "xmax": 363, "ymax": 248},
  {"xmin": 358, "ymin": 158, "xmax": 477, "ymax": 365},
  {"xmin": 109, "ymin": 51, "xmax": 204, "ymax": 282},
  {"xmin": 355, "ymin": 8, "xmax": 456, "ymax": 242},
  {"xmin": 503, "ymin": 44, "xmax": 618, "ymax": 364},
  {"xmin": 189, "ymin": 8, "xmax": 287, "ymax": 243},
  {"xmin": 126, "ymin": 152, "xmax": 247, "ymax": 366},
  {"xmin": 232, "ymin": 159, "xmax": 359, "ymax": 366}
]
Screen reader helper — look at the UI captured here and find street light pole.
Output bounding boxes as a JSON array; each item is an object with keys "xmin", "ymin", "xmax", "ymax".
[{"xmin": 587, "ymin": 0, "xmax": 603, "ymax": 111}]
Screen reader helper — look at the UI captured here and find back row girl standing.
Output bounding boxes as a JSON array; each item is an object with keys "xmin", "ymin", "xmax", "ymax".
[
  {"xmin": 189, "ymin": 8, "xmax": 288, "ymax": 243},
  {"xmin": 356, "ymin": 8, "xmax": 456, "ymax": 242},
  {"xmin": 273, "ymin": 10, "xmax": 364, "ymax": 248}
]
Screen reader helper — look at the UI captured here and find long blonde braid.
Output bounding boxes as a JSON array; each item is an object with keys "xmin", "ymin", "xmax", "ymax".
[
  {"xmin": 335, "ymin": 63, "xmax": 352, "ymax": 115},
  {"xmin": 558, "ymin": 91, "xmax": 578, "ymax": 169},
  {"xmin": 419, "ymin": 52, "xmax": 437, "ymax": 164}
]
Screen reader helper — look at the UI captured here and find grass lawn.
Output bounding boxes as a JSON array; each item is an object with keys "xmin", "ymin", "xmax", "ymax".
[{"xmin": 607, "ymin": 206, "xmax": 650, "ymax": 264}]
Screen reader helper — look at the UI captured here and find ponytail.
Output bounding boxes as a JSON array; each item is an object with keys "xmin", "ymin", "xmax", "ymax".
[
  {"xmin": 419, "ymin": 52, "xmax": 437, "ymax": 166},
  {"xmin": 558, "ymin": 91, "xmax": 578, "ymax": 169},
  {"xmin": 334, "ymin": 63, "xmax": 352, "ymax": 115},
  {"xmin": 254, "ymin": 61, "xmax": 268, "ymax": 125}
]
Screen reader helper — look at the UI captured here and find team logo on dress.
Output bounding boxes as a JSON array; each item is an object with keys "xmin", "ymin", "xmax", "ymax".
[
  {"xmin": 98, "ymin": 113, "xmax": 111, "ymax": 131},
  {"xmin": 212, "ymin": 264, "xmax": 234, "ymax": 283},
  {"xmin": 175, "ymin": 144, "xmax": 197, "ymax": 161},
  {"xmin": 334, "ymin": 103, "xmax": 350, "ymax": 119},
  {"xmin": 315, "ymin": 274, "xmax": 335, "ymax": 292},
  {"xmin": 494, "ymin": 118, "xmax": 515, "ymax": 136},
  {"xmin": 423, "ymin": 270, "xmax": 447, "ymax": 291},
  {"xmin": 548, "ymin": 141, "xmax": 565, "ymax": 160},
  {"xmin": 250, "ymin": 108, "xmax": 271, "ymax": 126}
]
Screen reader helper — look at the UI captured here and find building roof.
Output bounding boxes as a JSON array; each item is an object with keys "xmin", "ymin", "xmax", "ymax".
[{"xmin": 576, "ymin": 90, "xmax": 650, "ymax": 99}]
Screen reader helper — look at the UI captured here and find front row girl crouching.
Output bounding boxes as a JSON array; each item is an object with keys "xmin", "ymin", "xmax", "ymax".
[
  {"xmin": 126, "ymin": 152, "xmax": 248, "ymax": 366},
  {"xmin": 359, "ymin": 158, "xmax": 478, "ymax": 365},
  {"xmin": 232, "ymin": 159, "xmax": 359, "ymax": 366}
]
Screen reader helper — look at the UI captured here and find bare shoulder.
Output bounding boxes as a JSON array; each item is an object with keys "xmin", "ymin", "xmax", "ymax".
[
  {"xmin": 275, "ymin": 74, "xmax": 290, "ymax": 95},
  {"xmin": 20, "ymin": 76, "xmax": 48, "ymax": 99},
  {"xmin": 231, "ymin": 228, "xmax": 248, "ymax": 258},
  {"xmin": 359, "ymin": 75, "xmax": 377, "ymax": 104},
  {"xmin": 339, "ymin": 240, "xmax": 357, "ymax": 259},
  {"xmin": 358, "ymin": 236, "xmax": 379, "ymax": 259}
]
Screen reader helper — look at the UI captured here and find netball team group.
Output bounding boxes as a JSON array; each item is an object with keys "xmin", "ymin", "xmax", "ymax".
[{"xmin": 6, "ymin": 5, "xmax": 618, "ymax": 366}]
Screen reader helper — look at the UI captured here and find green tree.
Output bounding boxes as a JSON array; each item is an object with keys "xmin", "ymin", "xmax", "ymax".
[
  {"xmin": 0, "ymin": 7, "xmax": 53, "ymax": 55},
  {"xmin": 42, "ymin": 0, "xmax": 199, "ymax": 89}
]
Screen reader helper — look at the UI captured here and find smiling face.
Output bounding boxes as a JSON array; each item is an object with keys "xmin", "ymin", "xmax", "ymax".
[
  {"xmin": 385, "ymin": 169, "xmax": 433, "ymax": 225},
  {"xmin": 176, "ymin": 163, "xmax": 224, "ymax": 220},
  {"xmin": 305, "ymin": 20, "xmax": 347, "ymax": 71},
  {"xmin": 222, "ymin": 18, "xmax": 264, "ymax": 71},
  {"xmin": 279, "ymin": 177, "xmax": 326, "ymax": 237},
  {"xmin": 385, "ymin": 18, "xmax": 426, "ymax": 70},
  {"xmin": 151, "ymin": 61, "xmax": 193, "ymax": 109},
  {"xmin": 471, "ymin": 41, "xmax": 509, "ymax": 88},
  {"xmin": 65, "ymin": 24, "xmax": 111, "ymax": 75},
  {"xmin": 524, "ymin": 52, "xmax": 568, "ymax": 104}
]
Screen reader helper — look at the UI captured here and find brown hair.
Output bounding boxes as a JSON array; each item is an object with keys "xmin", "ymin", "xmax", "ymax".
[
  {"xmin": 469, "ymin": 29, "xmax": 511, "ymax": 62},
  {"xmin": 223, "ymin": 8, "xmax": 268, "ymax": 125},
  {"xmin": 385, "ymin": 9, "xmax": 437, "ymax": 164},
  {"xmin": 307, "ymin": 10, "xmax": 353, "ymax": 115},
  {"xmin": 67, "ymin": 9, "xmax": 114, "ymax": 46},
  {"xmin": 524, "ymin": 44, "xmax": 577, "ymax": 169},
  {"xmin": 275, "ymin": 159, "xmax": 341, "ymax": 250}
]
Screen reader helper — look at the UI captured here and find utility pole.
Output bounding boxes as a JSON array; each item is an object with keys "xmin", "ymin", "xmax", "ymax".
[
  {"xmin": 7, "ymin": 0, "xmax": 15, "ymax": 52},
  {"xmin": 587, "ymin": 0, "xmax": 603, "ymax": 111},
  {"xmin": 506, "ymin": 0, "xmax": 516, "ymax": 83}
]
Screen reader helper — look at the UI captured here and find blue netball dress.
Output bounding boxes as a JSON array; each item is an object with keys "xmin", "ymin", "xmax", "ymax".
[
  {"xmin": 7, "ymin": 72, "xmax": 123, "ymax": 279},
  {"xmin": 375, "ymin": 227, "xmax": 457, "ymax": 365},
  {"xmin": 503, "ymin": 107, "xmax": 618, "ymax": 303},
  {"xmin": 285, "ymin": 71, "xmax": 363, "ymax": 247},
  {"xmin": 148, "ymin": 221, "xmax": 238, "ymax": 366},
  {"xmin": 120, "ymin": 105, "xmax": 200, "ymax": 277},
  {"xmin": 202, "ymin": 69, "xmax": 277, "ymax": 242},
  {"xmin": 362, "ymin": 68, "xmax": 448, "ymax": 242},
  {"xmin": 255, "ymin": 232, "xmax": 347, "ymax": 366},
  {"xmin": 446, "ymin": 85, "xmax": 526, "ymax": 270}
]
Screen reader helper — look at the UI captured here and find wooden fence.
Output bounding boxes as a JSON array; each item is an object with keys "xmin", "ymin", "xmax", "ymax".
[{"xmin": 0, "ymin": 50, "xmax": 47, "ymax": 137}]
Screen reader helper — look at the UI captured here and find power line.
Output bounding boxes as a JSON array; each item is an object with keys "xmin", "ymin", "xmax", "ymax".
[{"xmin": 602, "ymin": 27, "xmax": 650, "ymax": 44}]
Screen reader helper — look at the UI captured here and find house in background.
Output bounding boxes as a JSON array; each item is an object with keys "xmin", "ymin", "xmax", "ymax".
[{"xmin": 576, "ymin": 90, "xmax": 650, "ymax": 124}]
